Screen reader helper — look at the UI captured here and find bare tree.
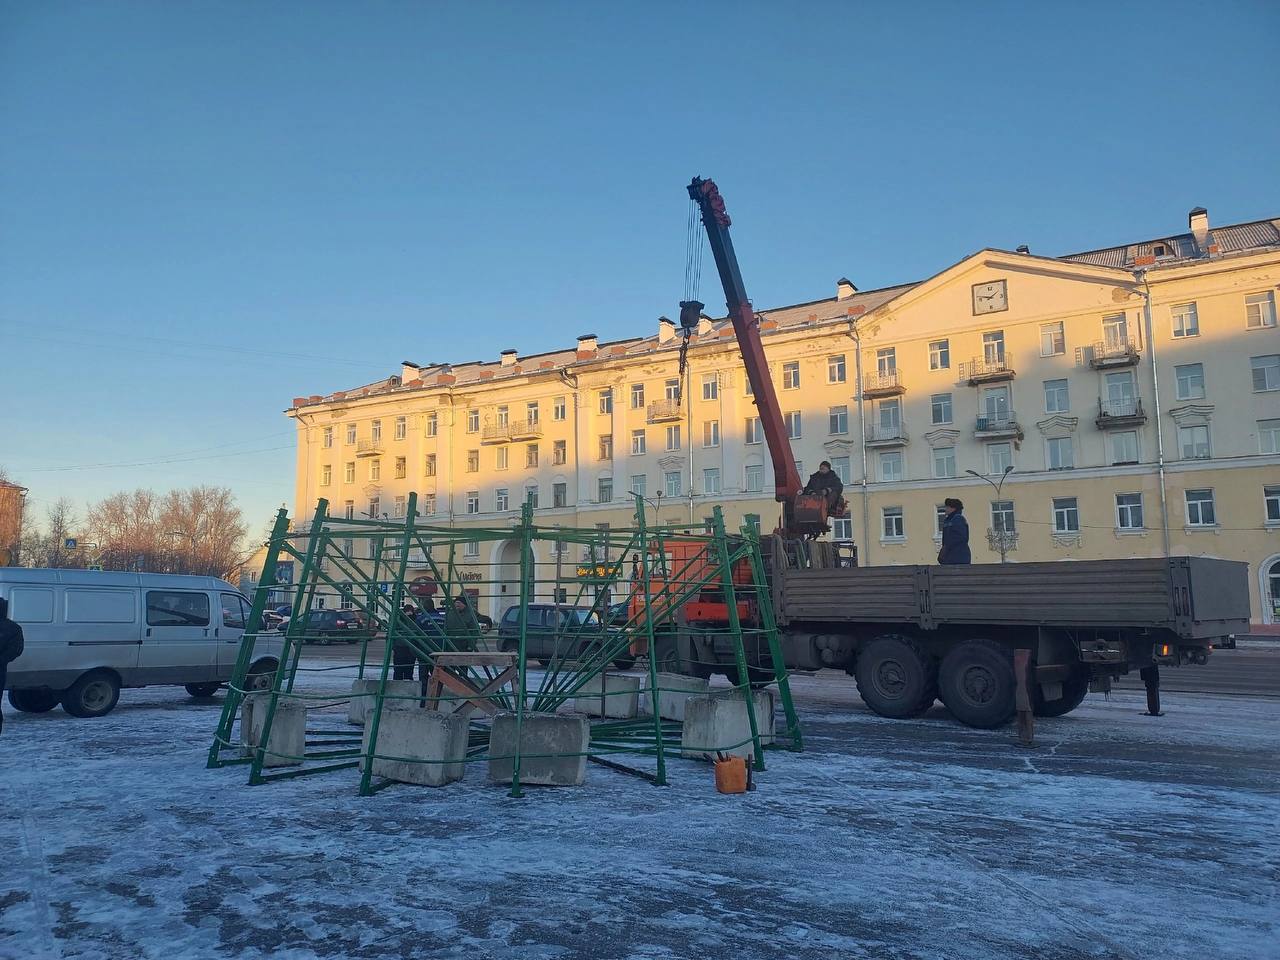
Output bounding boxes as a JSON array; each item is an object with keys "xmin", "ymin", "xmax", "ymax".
[
  {"xmin": 86, "ymin": 485, "xmax": 248, "ymax": 578},
  {"xmin": 21, "ymin": 498, "xmax": 82, "ymax": 568}
]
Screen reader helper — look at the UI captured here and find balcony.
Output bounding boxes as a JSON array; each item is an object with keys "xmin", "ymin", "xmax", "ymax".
[
  {"xmin": 974, "ymin": 412, "xmax": 1022, "ymax": 439},
  {"xmin": 1090, "ymin": 338, "xmax": 1140, "ymax": 369},
  {"xmin": 482, "ymin": 419, "xmax": 544, "ymax": 444},
  {"xmin": 646, "ymin": 399, "xmax": 682, "ymax": 423},
  {"xmin": 960, "ymin": 354, "xmax": 1016, "ymax": 385},
  {"xmin": 355, "ymin": 439, "xmax": 383, "ymax": 457},
  {"xmin": 865, "ymin": 422, "xmax": 909, "ymax": 447},
  {"xmin": 1095, "ymin": 397, "xmax": 1147, "ymax": 429},
  {"xmin": 862, "ymin": 371, "xmax": 905, "ymax": 398}
]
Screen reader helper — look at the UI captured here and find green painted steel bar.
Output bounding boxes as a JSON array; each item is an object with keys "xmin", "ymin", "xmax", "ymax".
[
  {"xmin": 507, "ymin": 496, "xmax": 536, "ymax": 799},
  {"xmin": 741, "ymin": 521, "xmax": 802, "ymax": 752},
  {"xmin": 634, "ymin": 495, "xmax": 667, "ymax": 785},
  {"xmin": 711, "ymin": 506, "xmax": 765, "ymax": 772},
  {"xmin": 284, "ymin": 527, "xmax": 329, "ymax": 695}
]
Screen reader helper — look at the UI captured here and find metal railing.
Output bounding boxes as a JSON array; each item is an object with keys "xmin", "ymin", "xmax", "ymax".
[
  {"xmin": 1092, "ymin": 338, "xmax": 1140, "ymax": 363},
  {"xmin": 975, "ymin": 411, "xmax": 1019, "ymax": 433},
  {"xmin": 1097, "ymin": 397, "xmax": 1144, "ymax": 419},
  {"xmin": 646, "ymin": 399, "xmax": 682, "ymax": 422},
  {"xmin": 960, "ymin": 354, "xmax": 1015, "ymax": 382},
  {"xmin": 861, "ymin": 371, "xmax": 903, "ymax": 394},
  {"xmin": 356, "ymin": 439, "xmax": 383, "ymax": 456},
  {"xmin": 865, "ymin": 422, "xmax": 909, "ymax": 443},
  {"xmin": 482, "ymin": 419, "xmax": 544, "ymax": 442}
]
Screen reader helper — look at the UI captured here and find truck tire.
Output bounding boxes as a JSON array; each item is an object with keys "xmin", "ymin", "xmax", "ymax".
[
  {"xmin": 8, "ymin": 688, "xmax": 61, "ymax": 714},
  {"xmin": 61, "ymin": 671, "xmax": 121, "ymax": 719},
  {"xmin": 939, "ymin": 639, "xmax": 1016, "ymax": 729},
  {"xmin": 1033, "ymin": 671, "xmax": 1089, "ymax": 718},
  {"xmin": 854, "ymin": 635, "xmax": 937, "ymax": 719},
  {"xmin": 245, "ymin": 658, "xmax": 279, "ymax": 693},
  {"xmin": 185, "ymin": 682, "xmax": 222, "ymax": 698}
]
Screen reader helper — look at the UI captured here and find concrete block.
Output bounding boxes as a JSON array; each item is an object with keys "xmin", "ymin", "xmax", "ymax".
[
  {"xmin": 638, "ymin": 672, "xmax": 710, "ymax": 721},
  {"xmin": 573, "ymin": 672, "xmax": 642, "ymax": 719},
  {"xmin": 346, "ymin": 678, "xmax": 420, "ymax": 725},
  {"xmin": 681, "ymin": 687, "xmax": 776, "ymax": 761},
  {"xmin": 362, "ymin": 709, "xmax": 468, "ymax": 787},
  {"xmin": 488, "ymin": 712, "xmax": 590, "ymax": 786},
  {"xmin": 240, "ymin": 692, "xmax": 306, "ymax": 768}
]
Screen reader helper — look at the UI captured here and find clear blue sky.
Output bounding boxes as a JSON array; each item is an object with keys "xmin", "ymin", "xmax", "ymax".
[{"xmin": 2, "ymin": 1, "xmax": 1277, "ymax": 534}]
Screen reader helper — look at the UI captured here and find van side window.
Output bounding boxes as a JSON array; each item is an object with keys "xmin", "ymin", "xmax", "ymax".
[
  {"xmin": 220, "ymin": 594, "xmax": 246, "ymax": 629},
  {"xmin": 9, "ymin": 587, "xmax": 55, "ymax": 623},
  {"xmin": 66, "ymin": 588, "xmax": 136, "ymax": 624},
  {"xmin": 146, "ymin": 591, "xmax": 210, "ymax": 627}
]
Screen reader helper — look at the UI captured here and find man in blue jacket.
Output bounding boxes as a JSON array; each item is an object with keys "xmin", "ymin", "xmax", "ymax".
[{"xmin": 937, "ymin": 498, "xmax": 971, "ymax": 565}]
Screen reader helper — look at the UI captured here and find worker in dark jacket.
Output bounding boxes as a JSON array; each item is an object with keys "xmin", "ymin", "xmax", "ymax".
[
  {"xmin": 937, "ymin": 497, "xmax": 971, "ymax": 565},
  {"xmin": 391, "ymin": 603, "xmax": 418, "ymax": 681},
  {"xmin": 444, "ymin": 594, "xmax": 481, "ymax": 652},
  {"xmin": 0, "ymin": 597, "xmax": 27, "ymax": 737},
  {"xmin": 803, "ymin": 461, "xmax": 844, "ymax": 510}
]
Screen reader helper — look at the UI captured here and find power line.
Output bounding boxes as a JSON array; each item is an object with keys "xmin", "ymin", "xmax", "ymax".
[{"xmin": 20, "ymin": 444, "xmax": 293, "ymax": 473}]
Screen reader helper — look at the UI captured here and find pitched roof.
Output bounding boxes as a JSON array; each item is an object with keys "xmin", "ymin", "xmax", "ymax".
[{"xmin": 1061, "ymin": 217, "xmax": 1280, "ymax": 269}]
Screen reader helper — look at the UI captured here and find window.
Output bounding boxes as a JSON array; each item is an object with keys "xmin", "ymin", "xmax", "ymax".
[
  {"xmin": 873, "ymin": 349, "xmax": 894, "ymax": 378},
  {"xmin": 527, "ymin": 401, "xmax": 540, "ymax": 424},
  {"xmin": 935, "ymin": 505, "xmax": 947, "ymax": 538},
  {"xmin": 343, "ymin": 500, "xmax": 354, "ymax": 520},
  {"xmin": 1175, "ymin": 363, "xmax": 1205, "ymax": 400},
  {"xmin": 1102, "ymin": 314, "xmax": 1128, "ymax": 348},
  {"xmin": 526, "ymin": 444, "xmax": 539, "ymax": 468},
  {"xmin": 929, "ymin": 339, "xmax": 950, "ymax": 370},
  {"xmin": 794, "ymin": 460, "xmax": 804, "ymax": 478},
  {"xmin": 1044, "ymin": 379, "xmax": 1069, "ymax": 413},
  {"xmin": 1046, "ymin": 437, "xmax": 1073, "ymax": 470},
  {"xmin": 344, "ymin": 462, "xmax": 355, "ymax": 483},
  {"xmin": 982, "ymin": 385, "xmax": 1011, "ymax": 422},
  {"xmin": 665, "ymin": 379, "xmax": 680, "ymax": 401},
  {"xmin": 1259, "ymin": 419, "xmax": 1280, "ymax": 454},
  {"xmin": 983, "ymin": 331, "xmax": 1005, "ymax": 363},
  {"xmin": 703, "ymin": 420, "xmax": 720, "ymax": 448},
  {"xmin": 464, "ymin": 540, "xmax": 479, "ymax": 559},
  {"xmin": 338, "ymin": 585, "xmax": 353, "ymax": 611},
  {"xmin": 320, "ymin": 464, "xmax": 332, "ymax": 486},
  {"xmin": 703, "ymin": 468, "xmax": 721, "ymax": 494},
  {"xmin": 990, "ymin": 500, "xmax": 1015, "ymax": 533},
  {"xmin": 881, "ymin": 506, "xmax": 905, "ymax": 540},
  {"xmin": 553, "ymin": 440, "xmax": 566, "ymax": 465},
  {"xmin": 631, "ymin": 430, "xmax": 646, "ymax": 455},
  {"xmin": 666, "ymin": 425, "xmax": 682, "ymax": 451},
  {"xmin": 1179, "ymin": 425, "xmax": 1211, "ymax": 460},
  {"xmin": 745, "ymin": 417, "xmax": 762, "ymax": 444},
  {"xmin": 424, "ymin": 411, "xmax": 438, "ymax": 437},
  {"xmin": 702, "ymin": 374, "xmax": 719, "ymax": 400},
  {"xmin": 630, "ymin": 383, "xmax": 645, "ymax": 409},
  {"xmin": 744, "ymin": 463, "xmax": 763, "ymax": 493},
  {"xmin": 394, "ymin": 416, "xmax": 406, "ymax": 440},
  {"xmin": 598, "ymin": 478, "xmax": 613, "ymax": 503},
  {"xmin": 1040, "ymin": 321, "xmax": 1065, "ymax": 357},
  {"xmin": 553, "ymin": 482, "xmax": 567, "ymax": 508},
  {"xmin": 1251, "ymin": 355, "xmax": 1280, "ymax": 392},
  {"xmin": 1172, "ymin": 303, "xmax": 1199, "ymax": 338},
  {"xmin": 828, "ymin": 355, "xmax": 847, "ymax": 383},
  {"xmin": 631, "ymin": 474, "xmax": 647, "ymax": 497},
  {"xmin": 393, "ymin": 495, "xmax": 406, "ymax": 518},
  {"xmin": 496, "ymin": 447, "xmax": 509, "ymax": 470},
  {"xmin": 526, "ymin": 485, "xmax": 539, "ymax": 509},
  {"xmin": 146, "ymin": 591, "xmax": 209, "ymax": 627},
  {"xmin": 496, "ymin": 488, "xmax": 509, "ymax": 511},
  {"xmin": 1185, "ymin": 489, "xmax": 1216, "ymax": 526},
  {"xmin": 466, "ymin": 409, "xmax": 479, "ymax": 433},
  {"xmin": 599, "ymin": 389, "xmax": 613, "ymax": 414},
  {"xmin": 831, "ymin": 457, "xmax": 850, "ymax": 483},
  {"xmin": 369, "ymin": 459, "xmax": 381, "ymax": 481},
  {"xmin": 931, "ymin": 393, "xmax": 953, "ymax": 425},
  {"xmin": 394, "ymin": 456, "xmax": 406, "ymax": 479},
  {"xmin": 424, "ymin": 454, "xmax": 436, "ymax": 477},
  {"xmin": 1110, "ymin": 431, "xmax": 1139, "ymax": 465},
  {"xmin": 782, "ymin": 361, "xmax": 800, "ymax": 389},
  {"xmin": 987, "ymin": 442, "xmax": 1012, "ymax": 474},
  {"xmin": 368, "ymin": 497, "xmax": 380, "ymax": 518},
  {"xmin": 1117, "ymin": 492, "xmax": 1146, "ymax": 529},
  {"xmin": 496, "ymin": 405, "xmax": 509, "ymax": 427},
  {"xmin": 346, "ymin": 423, "xmax": 357, "ymax": 445},
  {"xmin": 1246, "ymin": 292, "xmax": 1277, "ymax": 329},
  {"xmin": 665, "ymin": 471, "xmax": 682, "ymax": 497},
  {"xmin": 553, "ymin": 396, "xmax": 566, "ymax": 421},
  {"xmin": 829, "ymin": 405, "xmax": 848, "ymax": 435},
  {"xmin": 785, "ymin": 411, "xmax": 801, "ymax": 440},
  {"xmin": 322, "ymin": 426, "xmax": 333, "ymax": 448},
  {"xmin": 466, "ymin": 450, "xmax": 479, "ymax": 473},
  {"xmin": 371, "ymin": 420, "xmax": 382, "ymax": 443},
  {"xmin": 1265, "ymin": 485, "xmax": 1280, "ymax": 524},
  {"xmin": 878, "ymin": 399, "xmax": 901, "ymax": 432},
  {"xmin": 598, "ymin": 434, "xmax": 613, "ymax": 460},
  {"xmin": 832, "ymin": 518, "xmax": 852, "ymax": 541},
  {"xmin": 932, "ymin": 447, "xmax": 956, "ymax": 478},
  {"xmin": 879, "ymin": 451, "xmax": 903, "ymax": 482},
  {"xmin": 1052, "ymin": 497, "xmax": 1079, "ymax": 534}
]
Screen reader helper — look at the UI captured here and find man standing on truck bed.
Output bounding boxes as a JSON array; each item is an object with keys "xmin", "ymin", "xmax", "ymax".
[
  {"xmin": 937, "ymin": 498, "xmax": 971, "ymax": 565},
  {"xmin": 0, "ymin": 597, "xmax": 26, "ymax": 737}
]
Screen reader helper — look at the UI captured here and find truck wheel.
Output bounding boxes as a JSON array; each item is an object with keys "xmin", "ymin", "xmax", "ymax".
[
  {"xmin": 245, "ymin": 658, "xmax": 279, "ymax": 693},
  {"xmin": 854, "ymin": 635, "xmax": 937, "ymax": 719},
  {"xmin": 8, "ymin": 689, "xmax": 61, "ymax": 713},
  {"xmin": 61, "ymin": 671, "xmax": 121, "ymax": 719},
  {"xmin": 1033, "ymin": 671, "xmax": 1089, "ymax": 718},
  {"xmin": 939, "ymin": 639, "xmax": 1016, "ymax": 729},
  {"xmin": 185, "ymin": 682, "xmax": 222, "ymax": 698}
]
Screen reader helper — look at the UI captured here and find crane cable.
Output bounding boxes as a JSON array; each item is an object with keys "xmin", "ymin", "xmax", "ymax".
[{"xmin": 677, "ymin": 198, "xmax": 705, "ymax": 407}]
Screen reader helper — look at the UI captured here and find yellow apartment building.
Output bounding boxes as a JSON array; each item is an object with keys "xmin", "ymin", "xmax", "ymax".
[{"xmin": 287, "ymin": 207, "xmax": 1280, "ymax": 626}]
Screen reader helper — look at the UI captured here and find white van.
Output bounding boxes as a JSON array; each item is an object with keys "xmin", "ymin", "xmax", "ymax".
[{"xmin": 1, "ymin": 568, "xmax": 284, "ymax": 718}]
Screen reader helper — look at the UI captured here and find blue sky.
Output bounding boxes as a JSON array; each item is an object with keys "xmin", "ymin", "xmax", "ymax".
[{"xmin": 2, "ymin": 0, "xmax": 1277, "ymax": 533}]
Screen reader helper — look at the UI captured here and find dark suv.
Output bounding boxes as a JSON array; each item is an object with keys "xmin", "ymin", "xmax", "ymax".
[
  {"xmin": 498, "ymin": 604, "xmax": 635, "ymax": 670},
  {"xmin": 300, "ymin": 609, "xmax": 366, "ymax": 644}
]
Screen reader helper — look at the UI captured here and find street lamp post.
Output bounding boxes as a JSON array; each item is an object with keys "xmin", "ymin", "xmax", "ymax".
[{"xmin": 965, "ymin": 466, "xmax": 1015, "ymax": 563}]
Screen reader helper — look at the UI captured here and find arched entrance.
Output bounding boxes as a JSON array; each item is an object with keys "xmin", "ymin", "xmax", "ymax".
[
  {"xmin": 489, "ymin": 539, "xmax": 523, "ymax": 623},
  {"xmin": 1260, "ymin": 554, "xmax": 1280, "ymax": 626}
]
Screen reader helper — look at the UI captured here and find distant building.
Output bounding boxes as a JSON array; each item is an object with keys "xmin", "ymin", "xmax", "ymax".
[{"xmin": 0, "ymin": 480, "xmax": 26, "ymax": 566}]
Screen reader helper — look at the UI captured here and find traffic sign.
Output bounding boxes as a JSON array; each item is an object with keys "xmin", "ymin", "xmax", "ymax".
[{"xmin": 65, "ymin": 538, "xmax": 77, "ymax": 550}]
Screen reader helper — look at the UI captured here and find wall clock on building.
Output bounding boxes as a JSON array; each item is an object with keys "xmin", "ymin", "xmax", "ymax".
[{"xmin": 972, "ymin": 279, "xmax": 1008, "ymax": 315}]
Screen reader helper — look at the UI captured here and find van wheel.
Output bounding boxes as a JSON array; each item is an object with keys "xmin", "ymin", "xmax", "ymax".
[
  {"xmin": 939, "ymin": 639, "xmax": 1016, "ymax": 729},
  {"xmin": 854, "ymin": 635, "xmax": 937, "ymax": 718},
  {"xmin": 8, "ymin": 689, "xmax": 61, "ymax": 713},
  {"xmin": 245, "ymin": 658, "xmax": 279, "ymax": 692},
  {"xmin": 62, "ymin": 671, "xmax": 121, "ymax": 718},
  {"xmin": 185, "ymin": 682, "xmax": 222, "ymax": 698}
]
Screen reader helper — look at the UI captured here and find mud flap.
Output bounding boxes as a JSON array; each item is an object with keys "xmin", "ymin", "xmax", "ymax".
[{"xmin": 1013, "ymin": 648, "xmax": 1034, "ymax": 747}]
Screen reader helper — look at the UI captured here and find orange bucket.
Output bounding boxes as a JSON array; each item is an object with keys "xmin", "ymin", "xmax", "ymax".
[{"xmin": 713, "ymin": 755, "xmax": 749, "ymax": 794}]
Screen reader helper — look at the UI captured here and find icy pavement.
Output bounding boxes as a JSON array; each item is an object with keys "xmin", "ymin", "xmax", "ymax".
[{"xmin": 1, "ymin": 667, "xmax": 1277, "ymax": 960}]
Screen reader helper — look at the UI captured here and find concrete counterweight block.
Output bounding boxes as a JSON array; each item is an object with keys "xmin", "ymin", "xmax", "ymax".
[
  {"xmin": 638, "ymin": 672, "xmax": 710, "ymax": 721},
  {"xmin": 488, "ymin": 712, "xmax": 590, "ymax": 786},
  {"xmin": 573, "ymin": 672, "xmax": 642, "ymax": 719},
  {"xmin": 680, "ymin": 687, "xmax": 776, "ymax": 762},
  {"xmin": 240, "ymin": 692, "xmax": 306, "ymax": 768},
  {"xmin": 362, "ymin": 710, "xmax": 468, "ymax": 787},
  {"xmin": 347, "ymin": 678, "xmax": 421, "ymax": 725}
]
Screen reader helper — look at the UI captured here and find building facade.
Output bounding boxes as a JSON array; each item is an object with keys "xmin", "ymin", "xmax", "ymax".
[
  {"xmin": 0, "ymin": 480, "xmax": 27, "ymax": 567},
  {"xmin": 287, "ymin": 207, "xmax": 1280, "ymax": 625}
]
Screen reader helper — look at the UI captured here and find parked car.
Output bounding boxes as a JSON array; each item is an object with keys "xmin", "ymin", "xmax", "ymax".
[
  {"xmin": 296, "ymin": 609, "xmax": 367, "ymax": 644},
  {"xmin": 497, "ymin": 604, "xmax": 635, "ymax": 670},
  {"xmin": 261, "ymin": 604, "xmax": 292, "ymax": 631},
  {"xmin": 1, "ymin": 568, "xmax": 284, "ymax": 718},
  {"xmin": 607, "ymin": 601, "xmax": 630, "ymax": 627}
]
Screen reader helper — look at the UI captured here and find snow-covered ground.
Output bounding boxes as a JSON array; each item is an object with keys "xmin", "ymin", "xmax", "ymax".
[{"xmin": 1, "ymin": 665, "xmax": 1276, "ymax": 960}]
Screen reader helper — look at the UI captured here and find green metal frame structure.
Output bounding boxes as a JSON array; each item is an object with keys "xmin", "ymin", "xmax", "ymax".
[{"xmin": 207, "ymin": 495, "xmax": 801, "ymax": 797}]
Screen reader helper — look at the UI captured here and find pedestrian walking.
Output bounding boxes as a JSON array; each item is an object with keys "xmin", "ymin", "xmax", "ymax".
[
  {"xmin": 0, "ymin": 597, "xmax": 27, "ymax": 737},
  {"xmin": 937, "ymin": 497, "xmax": 971, "ymax": 565}
]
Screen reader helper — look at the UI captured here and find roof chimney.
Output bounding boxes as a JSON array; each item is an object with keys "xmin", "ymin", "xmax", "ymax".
[
  {"xmin": 576, "ymin": 333, "xmax": 598, "ymax": 359},
  {"xmin": 1188, "ymin": 206, "xmax": 1209, "ymax": 249},
  {"xmin": 1016, "ymin": 244, "xmax": 1030, "ymax": 255},
  {"xmin": 836, "ymin": 278, "xmax": 858, "ymax": 300},
  {"xmin": 500, "ymin": 349, "xmax": 518, "ymax": 367},
  {"xmin": 697, "ymin": 314, "xmax": 713, "ymax": 337},
  {"xmin": 401, "ymin": 359, "xmax": 421, "ymax": 381},
  {"xmin": 657, "ymin": 315, "xmax": 675, "ymax": 344}
]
